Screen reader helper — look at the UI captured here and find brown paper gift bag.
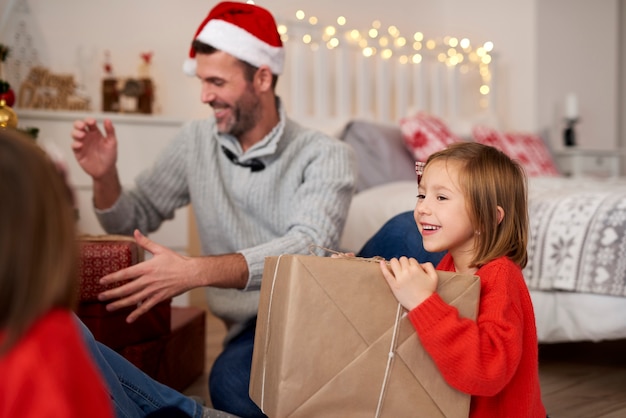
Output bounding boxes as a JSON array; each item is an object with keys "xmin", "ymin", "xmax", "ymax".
[{"xmin": 250, "ymin": 254, "xmax": 480, "ymax": 418}]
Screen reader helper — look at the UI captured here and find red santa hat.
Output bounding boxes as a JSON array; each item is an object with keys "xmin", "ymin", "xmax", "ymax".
[{"xmin": 183, "ymin": 1, "xmax": 284, "ymax": 76}]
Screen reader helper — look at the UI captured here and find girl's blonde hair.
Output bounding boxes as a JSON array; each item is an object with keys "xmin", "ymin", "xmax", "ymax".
[
  {"xmin": 0, "ymin": 129, "xmax": 79, "ymax": 354},
  {"xmin": 425, "ymin": 142, "xmax": 528, "ymax": 268}
]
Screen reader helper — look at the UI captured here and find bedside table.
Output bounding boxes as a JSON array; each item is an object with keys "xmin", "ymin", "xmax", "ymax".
[{"xmin": 554, "ymin": 148, "xmax": 622, "ymax": 178}]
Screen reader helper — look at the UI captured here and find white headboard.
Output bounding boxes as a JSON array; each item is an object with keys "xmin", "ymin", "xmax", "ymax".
[{"xmin": 276, "ymin": 20, "xmax": 499, "ymax": 136}]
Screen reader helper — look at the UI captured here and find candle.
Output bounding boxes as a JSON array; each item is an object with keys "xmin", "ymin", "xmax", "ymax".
[{"xmin": 565, "ymin": 93, "xmax": 578, "ymax": 120}]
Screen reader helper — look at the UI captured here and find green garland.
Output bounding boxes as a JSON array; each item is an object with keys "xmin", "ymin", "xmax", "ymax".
[
  {"xmin": 0, "ymin": 44, "xmax": 9, "ymax": 62},
  {"xmin": 18, "ymin": 126, "xmax": 39, "ymax": 140},
  {"xmin": 0, "ymin": 44, "xmax": 12, "ymax": 94}
]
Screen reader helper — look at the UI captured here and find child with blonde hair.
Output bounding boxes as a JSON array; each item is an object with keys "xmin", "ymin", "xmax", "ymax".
[{"xmin": 380, "ymin": 142, "xmax": 546, "ymax": 417}]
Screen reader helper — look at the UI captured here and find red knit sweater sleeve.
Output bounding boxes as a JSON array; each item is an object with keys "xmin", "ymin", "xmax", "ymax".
[
  {"xmin": 407, "ymin": 255, "xmax": 525, "ymax": 396},
  {"xmin": 0, "ymin": 310, "xmax": 114, "ymax": 418}
]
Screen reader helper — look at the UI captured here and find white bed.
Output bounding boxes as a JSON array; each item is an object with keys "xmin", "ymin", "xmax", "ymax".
[{"xmin": 277, "ymin": 31, "xmax": 626, "ymax": 345}]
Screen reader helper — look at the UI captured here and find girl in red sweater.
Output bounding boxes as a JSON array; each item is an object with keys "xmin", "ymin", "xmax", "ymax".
[
  {"xmin": 0, "ymin": 129, "xmax": 113, "ymax": 418},
  {"xmin": 380, "ymin": 142, "xmax": 546, "ymax": 417}
]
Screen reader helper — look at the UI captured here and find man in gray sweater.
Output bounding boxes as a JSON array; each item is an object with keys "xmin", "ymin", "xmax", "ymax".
[{"xmin": 70, "ymin": 2, "xmax": 356, "ymax": 417}]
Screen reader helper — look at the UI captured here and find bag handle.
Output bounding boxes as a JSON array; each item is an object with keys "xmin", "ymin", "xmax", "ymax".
[{"xmin": 308, "ymin": 244, "xmax": 386, "ymax": 263}]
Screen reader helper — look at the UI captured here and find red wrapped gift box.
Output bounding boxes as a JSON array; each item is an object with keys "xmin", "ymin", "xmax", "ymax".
[
  {"xmin": 78, "ymin": 235, "xmax": 144, "ymax": 302},
  {"xmin": 118, "ymin": 307, "xmax": 206, "ymax": 392},
  {"xmin": 76, "ymin": 235, "xmax": 171, "ymax": 349},
  {"xmin": 77, "ymin": 300, "xmax": 172, "ymax": 349}
]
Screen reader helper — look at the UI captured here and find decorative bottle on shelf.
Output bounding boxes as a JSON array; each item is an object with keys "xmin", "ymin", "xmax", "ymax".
[
  {"xmin": 137, "ymin": 52, "xmax": 154, "ymax": 114},
  {"xmin": 101, "ymin": 50, "xmax": 119, "ymax": 112}
]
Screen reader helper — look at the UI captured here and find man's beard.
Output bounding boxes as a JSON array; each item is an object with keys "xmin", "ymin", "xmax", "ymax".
[{"xmin": 220, "ymin": 86, "xmax": 261, "ymax": 138}]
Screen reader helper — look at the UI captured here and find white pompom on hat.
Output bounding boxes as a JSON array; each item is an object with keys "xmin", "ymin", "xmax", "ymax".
[{"xmin": 182, "ymin": 1, "xmax": 284, "ymax": 76}]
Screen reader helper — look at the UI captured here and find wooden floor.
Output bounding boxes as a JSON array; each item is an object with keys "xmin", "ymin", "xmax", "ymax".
[
  {"xmin": 538, "ymin": 340, "xmax": 626, "ymax": 417},
  {"xmin": 183, "ymin": 290, "xmax": 626, "ymax": 417}
]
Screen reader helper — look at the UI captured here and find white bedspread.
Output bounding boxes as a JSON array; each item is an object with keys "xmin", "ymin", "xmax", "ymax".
[{"xmin": 525, "ymin": 176, "xmax": 626, "ymax": 297}]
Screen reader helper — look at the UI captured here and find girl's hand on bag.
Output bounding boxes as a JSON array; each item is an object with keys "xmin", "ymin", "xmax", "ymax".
[{"xmin": 379, "ymin": 257, "xmax": 438, "ymax": 311}]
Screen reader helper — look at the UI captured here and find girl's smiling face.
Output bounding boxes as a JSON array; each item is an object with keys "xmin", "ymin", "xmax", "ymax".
[{"xmin": 414, "ymin": 159, "xmax": 477, "ymax": 271}]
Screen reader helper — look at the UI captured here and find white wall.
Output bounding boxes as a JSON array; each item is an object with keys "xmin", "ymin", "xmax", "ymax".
[
  {"xmin": 437, "ymin": 1, "xmax": 537, "ymax": 132},
  {"xmin": 537, "ymin": 0, "xmax": 619, "ymax": 151},
  {"xmin": 1, "ymin": 0, "xmax": 621, "ymax": 150}
]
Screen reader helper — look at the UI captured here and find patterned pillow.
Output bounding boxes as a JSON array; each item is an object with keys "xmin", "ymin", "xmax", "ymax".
[
  {"xmin": 472, "ymin": 125, "xmax": 560, "ymax": 177},
  {"xmin": 400, "ymin": 112, "xmax": 461, "ymax": 161}
]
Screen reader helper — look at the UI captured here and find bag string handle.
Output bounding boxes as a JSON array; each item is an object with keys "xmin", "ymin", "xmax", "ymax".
[
  {"xmin": 308, "ymin": 243, "xmax": 386, "ymax": 263},
  {"xmin": 375, "ymin": 302, "xmax": 403, "ymax": 417},
  {"xmin": 260, "ymin": 254, "xmax": 286, "ymax": 411}
]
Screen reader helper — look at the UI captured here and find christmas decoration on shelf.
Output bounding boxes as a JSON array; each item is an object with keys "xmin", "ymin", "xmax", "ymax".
[
  {"xmin": 131, "ymin": 51, "xmax": 154, "ymax": 114},
  {"xmin": 0, "ymin": 99, "xmax": 18, "ymax": 128},
  {"xmin": 138, "ymin": 51, "xmax": 153, "ymax": 78},
  {"xmin": 18, "ymin": 66, "xmax": 90, "ymax": 111},
  {"xmin": 101, "ymin": 50, "xmax": 155, "ymax": 115},
  {"xmin": 103, "ymin": 50, "xmax": 114, "ymax": 77},
  {"xmin": 0, "ymin": 44, "xmax": 16, "ymax": 107},
  {"xmin": 0, "ymin": 42, "xmax": 38, "ymax": 139},
  {"xmin": 0, "ymin": 44, "xmax": 8, "ymax": 62},
  {"xmin": 0, "ymin": 80, "xmax": 14, "ymax": 107},
  {"xmin": 101, "ymin": 50, "xmax": 118, "ymax": 112}
]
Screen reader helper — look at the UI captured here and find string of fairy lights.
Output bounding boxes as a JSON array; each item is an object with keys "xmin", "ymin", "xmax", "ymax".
[{"xmin": 274, "ymin": 9, "xmax": 495, "ymax": 98}]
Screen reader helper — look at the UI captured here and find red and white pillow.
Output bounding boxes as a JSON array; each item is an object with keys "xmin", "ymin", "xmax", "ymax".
[
  {"xmin": 472, "ymin": 125, "xmax": 560, "ymax": 177},
  {"xmin": 400, "ymin": 112, "xmax": 461, "ymax": 161}
]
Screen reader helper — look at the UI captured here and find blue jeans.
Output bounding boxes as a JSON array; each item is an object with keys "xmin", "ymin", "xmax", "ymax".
[
  {"xmin": 357, "ymin": 210, "xmax": 447, "ymax": 264},
  {"xmin": 209, "ymin": 318, "xmax": 266, "ymax": 418},
  {"xmin": 77, "ymin": 317, "xmax": 203, "ymax": 418}
]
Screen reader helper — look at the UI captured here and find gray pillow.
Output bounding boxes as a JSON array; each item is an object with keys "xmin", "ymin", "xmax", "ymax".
[{"xmin": 339, "ymin": 119, "xmax": 416, "ymax": 192}]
